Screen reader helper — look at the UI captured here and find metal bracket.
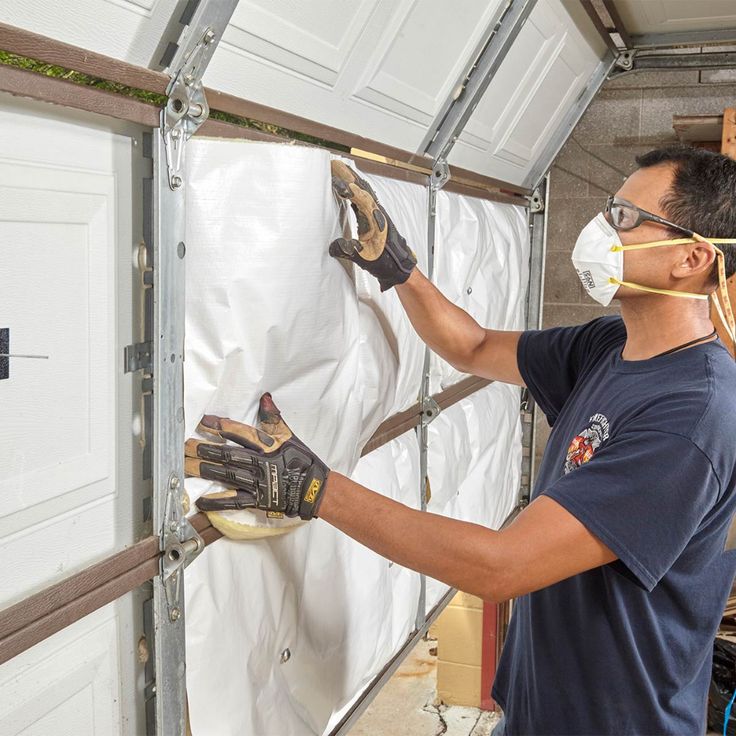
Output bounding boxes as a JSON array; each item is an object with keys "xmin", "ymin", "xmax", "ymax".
[
  {"xmin": 124, "ymin": 341, "xmax": 153, "ymax": 374},
  {"xmin": 528, "ymin": 188, "xmax": 544, "ymax": 213},
  {"xmin": 162, "ymin": 27, "xmax": 217, "ymax": 190},
  {"xmin": 161, "ymin": 475, "xmax": 204, "ymax": 622},
  {"xmin": 614, "ymin": 49, "xmax": 636, "ymax": 72},
  {"xmin": 420, "ymin": 396, "xmax": 441, "ymax": 427},
  {"xmin": 430, "ymin": 160, "xmax": 451, "ymax": 191},
  {"xmin": 428, "ymin": 159, "xmax": 450, "ymax": 219}
]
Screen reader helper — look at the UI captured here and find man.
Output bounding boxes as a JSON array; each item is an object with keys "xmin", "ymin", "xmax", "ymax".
[{"xmin": 187, "ymin": 147, "xmax": 736, "ymax": 734}]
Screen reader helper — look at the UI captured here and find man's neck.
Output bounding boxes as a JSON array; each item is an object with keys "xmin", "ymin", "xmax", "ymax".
[{"xmin": 619, "ymin": 296, "xmax": 714, "ymax": 360}]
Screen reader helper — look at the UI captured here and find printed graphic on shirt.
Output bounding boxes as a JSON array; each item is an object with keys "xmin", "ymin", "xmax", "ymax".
[{"xmin": 564, "ymin": 413, "xmax": 610, "ymax": 474}]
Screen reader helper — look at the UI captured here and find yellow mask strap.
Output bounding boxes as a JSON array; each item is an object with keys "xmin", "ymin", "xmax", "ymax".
[
  {"xmin": 608, "ymin": 277, "xmax": 709, "ymax": 301},
  {"xmin": 611, "ymin": 237, "xmax": 736, "ymax": 252},
  {"xmin": 610, "ymin": 234, "xmax": 736, "ymax": 355},
  {"xmin": 692, "ymin": 235, "xmax": 736, "ymax": 353}
]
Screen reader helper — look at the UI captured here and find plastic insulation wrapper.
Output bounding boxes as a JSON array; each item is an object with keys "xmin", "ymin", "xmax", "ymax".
[{"xmin": 182, "ymin": 138, "xmax": 528, "ymax": 734}]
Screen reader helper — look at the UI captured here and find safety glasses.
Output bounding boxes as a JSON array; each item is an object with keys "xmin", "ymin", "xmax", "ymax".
[{"xmin": 604, "ymin": 195, "xmax": 694, "ymax": 236}]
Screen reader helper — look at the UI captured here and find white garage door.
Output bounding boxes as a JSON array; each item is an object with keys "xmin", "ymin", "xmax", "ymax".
[{"xmin": 0, "ymin": 96, "xmax": 145, "ymax": 735}]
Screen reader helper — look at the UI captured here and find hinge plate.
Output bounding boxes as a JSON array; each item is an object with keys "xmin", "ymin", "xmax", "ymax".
[
  {"xmin": 125, "ymin": 341, "xmax": 153, "ymax": 374},
  {"xmin": 161, "ymin": 475, "xmax": 204, "ymax": 622},
  {"xmin": 421, "ymin": 396, "xmax": 441, "ymax": 426},
  {"xmin": 529, "ymin": 188, "xmax": 544, "ymax": 213},
  {"xmin": 431, "ymin": 159, "xmax": 451, "ymax": 191},
  {"xmin": 162, "ymin": 27, "xmax": 217, "ymax": 189}
]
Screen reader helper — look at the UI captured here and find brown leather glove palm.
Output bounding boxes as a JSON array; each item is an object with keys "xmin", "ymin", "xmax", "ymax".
[{"xmin": 330, "ymin": 160, "xmax": 417, "ymax": 291}]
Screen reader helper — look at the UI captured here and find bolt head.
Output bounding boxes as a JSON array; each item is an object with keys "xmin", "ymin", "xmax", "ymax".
[
  {"xmin": 169, "ymin": 520, "xmax": 179, "ymax": 532},
  {"xmin": 204, "ymin": 30, "xmax": 216, "ymax": 44},
  {"xmin": 170, "ymin": 608, "xmax": 181, "ymax": 621},
  {"xmin": 169, "ymin": 476, "xmax": 181, "ymax": 490},
  {"xmin": 171, "ymin": 175, "xmax": 183, "ymax": 189}
]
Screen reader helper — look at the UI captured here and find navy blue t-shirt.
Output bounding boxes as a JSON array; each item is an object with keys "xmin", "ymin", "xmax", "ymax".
[{"xmin": 492, "ymin": 316, "xmax": 736, "ymax": 735}]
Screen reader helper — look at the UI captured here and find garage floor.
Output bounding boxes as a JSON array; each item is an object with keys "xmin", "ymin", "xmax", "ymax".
[{"xmin": 349, "ymin": 638, "xmax": 501, "ymax": 736}]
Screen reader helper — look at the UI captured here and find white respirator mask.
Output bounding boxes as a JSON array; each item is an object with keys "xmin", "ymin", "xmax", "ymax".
[{"xmin": 571, "ymin": 213, "xmax": 623, "ymax": 307}]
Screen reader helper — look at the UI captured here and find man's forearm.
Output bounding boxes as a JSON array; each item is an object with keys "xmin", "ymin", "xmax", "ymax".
[
  {"xmin": 396, "ymin": 270, "xmax": 486, "ymax": 372},
  {"xmin": 319, "ymin": 470, "xmax": 508, "ymax": 602}
]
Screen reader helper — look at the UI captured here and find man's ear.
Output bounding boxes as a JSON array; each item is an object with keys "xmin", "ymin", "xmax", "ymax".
[{"xmin": 672, "ymin": 242, "xmax": 716, "ymax": 282}]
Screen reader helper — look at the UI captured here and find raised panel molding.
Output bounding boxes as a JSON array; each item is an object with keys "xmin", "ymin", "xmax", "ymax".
[
  {"xmin": 0, "ymin": 164, "xmax": 115, "ymax": 522},
  {"xmin": 615, "ymin": 0, "xmax": 736, "ymax": 34},
  {"xmin": 224, "ymin": 0, "xmax": 379, "ymax": 86},
  {"xmin": 448, "ymin": 0, "xmax": 605, "ymax": 184},
  {"xmin": 353, "ymin": 0, "xmax": 505, "ymax": 125},
  {"xmin": 102, "ymin": 0, "xmax": 158, "ymax": 15},
  {"xmin": 0, "ymin": 102, "xmax": 134, "ymax": 596},
  {"xmin": 0, "ymin": 607, "xmax": 123, "ymax": 735},
  {"xmin": 0, "ymin": 0, "xmax": 179, "ymax": 66}
]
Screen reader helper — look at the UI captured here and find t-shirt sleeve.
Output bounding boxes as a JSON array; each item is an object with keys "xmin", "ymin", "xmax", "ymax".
[
  {"xmin": 543, "ymin": 430, "xmax": 720, "ymax": 591},
  {"xmin": 517, "ymin": 317, "xmax": 623, "ymax": 425}
]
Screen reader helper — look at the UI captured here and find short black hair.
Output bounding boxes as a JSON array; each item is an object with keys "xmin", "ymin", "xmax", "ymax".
[{"xmin": 636, "ymin": 145, "xmax": 736, "ymax": 283}]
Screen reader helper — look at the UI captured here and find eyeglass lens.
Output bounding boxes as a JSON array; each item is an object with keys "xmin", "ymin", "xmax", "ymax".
[{"xmin": 607, "ymin": 200, "xmax": 638, "ymax": 230}]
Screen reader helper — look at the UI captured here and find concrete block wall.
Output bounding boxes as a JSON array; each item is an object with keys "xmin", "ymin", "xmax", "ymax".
[
  {"xmin": 434, "ymin": 591, "xmax": 484, "ymax": 707},
  {"xmin": 535, "ymin": 69, "xmax": 736, "ymax": 469}
]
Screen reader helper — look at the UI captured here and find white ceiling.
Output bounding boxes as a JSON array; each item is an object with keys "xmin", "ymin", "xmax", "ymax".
[{"xmin": 613, "ymin": 0, "xmax": 736, "ymax": 34}]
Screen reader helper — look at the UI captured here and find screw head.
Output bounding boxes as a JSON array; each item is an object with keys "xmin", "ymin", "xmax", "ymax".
[
  {"xmin": 171, "ymin": 175, "xmax": 183, "ymax": 189},
  {"xmin": 169, "ymin": 476, "xmax": 181, "ymax": 491},
  {"xmin": 280, "ymin": 648, "xmax": 291, "ymax": 663},
  {"xmin": 171, "ymin": 128, "xmax": 181, "ymax": 139},
  {"xmin": 169, "ymin": 520, "xmax": 179, "ymax": 532},
  {"xmin": 204, "ymin": 29, "xmax": 216, "ymax": 44},
  {"xmin": 170, "ymin": 607, "xmax": 181, "ymax": 621}
]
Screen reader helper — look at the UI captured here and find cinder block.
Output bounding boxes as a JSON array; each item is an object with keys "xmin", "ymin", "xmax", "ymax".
[
  {"xmin": 542, "ymin": 303, "xmax": 620, "ymax": 329},
  {"xmin": 545, "ymin": 197, "xmax": 599, "ymax": 253},
  {"xmin": 543, "ymin": 252, "xmax": 584, "ymax": 304},
  {"xmin": 436, "ymin": 661, "xmax": 481, "ymax": 707},
  {"xmin": 574, "ymin": 89, "xmax": 642, "ymax": 146},
  {"xmin": 640, "ymin": 86, "xmax": 736, "ymax": 143},
  {"xmin": 436, "ymin": 605, "xmax": 483, "ymax": 667}
]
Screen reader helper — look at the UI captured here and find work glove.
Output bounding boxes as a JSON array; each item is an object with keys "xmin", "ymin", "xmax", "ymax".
[
  {"xmin": 187, "ymin": 393, "xmax": 329, "ymax": 521},
  {"xmin": 330, "ymin": 160, "xmax": 417, "ymax": 291}
]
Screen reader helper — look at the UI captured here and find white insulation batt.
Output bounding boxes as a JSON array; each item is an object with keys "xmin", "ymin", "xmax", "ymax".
[{"xmin": 182, "ymin": 139, "xmax": 528, "ymax": 735}]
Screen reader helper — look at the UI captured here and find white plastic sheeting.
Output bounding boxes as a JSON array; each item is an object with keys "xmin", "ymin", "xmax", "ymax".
[
  {"xmin": 430, "ymin": 189, "xmax": 529, "ymax": 394},
  {"xmin": 182, "ymin": 139, "xmax": 527, "ymax": 734},
  {"xmin": 425, "ymin": 382, "xmax": 524, "ymax": 612}
]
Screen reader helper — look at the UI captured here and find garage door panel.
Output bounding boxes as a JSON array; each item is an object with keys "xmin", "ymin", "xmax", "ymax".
[
  {"xmin": 352, "ymin": 0, "xmax": 505, "ymax": 126},
  {"xmin": 0, "ymin": 602, "xmax": 127, "ymax": 736},
  {"xmin": 614, "ymin": 0, "xmax": 736, "ymax": 34},
  {"xmin": 448, "ymin": 0, "xmax": 606, "ymax": 185},
  {"xmin": 0, "ymin": 0, "xmax": 179, "ymax": 67},
  {"xmin": 0, "ymin": 176, "xmax": 115, "ymax": 521},
  {"xmin": 226, "ymin": 0, "xmax": 378, "ymax": 86}
]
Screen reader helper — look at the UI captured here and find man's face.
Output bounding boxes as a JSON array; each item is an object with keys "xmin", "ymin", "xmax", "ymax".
[{"xmin": 611, "ymin": 163, "xmax": 684, "ymax": 294}]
